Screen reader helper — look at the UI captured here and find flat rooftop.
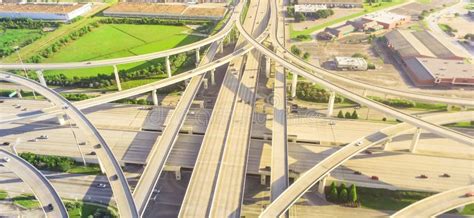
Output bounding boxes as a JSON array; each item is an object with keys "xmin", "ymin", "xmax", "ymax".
[
  {"xmin": 416, "ymin": 58, "xmax": 473, "ymax": 79},
  {"xmin": 0, "ymin": 3, "xmax": 87, "ymax": 14},
  {"xmin": 335, "ymin": 56, "xmax": 367, "ymax": 66},
  {"xmin": 363, "ymin": 11, "xmax": 408, "ymax": 24},
  {"xmin": 297, "ymin": 0, "xmax": 363, "ymax": 4},
  {"xmin": 295, "ymin": 4, "xmax": 327, "ymax": 13}
]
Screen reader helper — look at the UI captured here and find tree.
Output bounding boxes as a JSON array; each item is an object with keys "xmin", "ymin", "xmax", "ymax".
[
  {"xmin": 339, "ymin": 185, "xmax": 348, "ymax": 203},
  {"xmin": 287, "ymin": 6, "xmax": 295, "ymax": 17},
  {"xmin": 291, "ymin": 45, "xmax": 302, "ymax": 56},
  {"xmin": 344, "ymin": 111, "xmax": 352, "ymax": 119},
  {"xmin": 303, "ymin": 52, "xmax": 310, "ymax": 60},
  {"xmin": 295, "ymin": 12, "xmax": 306, "ymax": 22},
  {"xmin": 349, "ymin": 184, "xmax": 358, "ymax": 204},
  {"xmin": 328, "ymin": 182, "xmax": 338, "ymax": 202},
  {"xmin": 351, "ymin": 110, "xmax": 359, "ymax": 119},
  {"xmin": 337, "ymin": 110, "xmax": 344, "ymax": 118}
]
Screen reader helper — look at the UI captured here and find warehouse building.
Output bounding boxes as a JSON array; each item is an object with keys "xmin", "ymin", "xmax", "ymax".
[
  {"xmin": 0, "ymin": 3, "xmax": 92, "ymax": 21},
  {"xmin": 296, "ymin": 0, "xmax": 363, "ymax": 8},
  {"xmin": 123, "ymin": 0, "xmax": 227, "ymax": 3},
  {"xmin": 334, "ymin": 56, "xmax": 368, "ymax": 71},
  {"xmin": 320, "ymin": 23, "xmax": 355, "ymax": 39},
  {"xmin": 385, "ymin": 29, "xmax": 473, "ymax": 87},
  {"xmin": 294, "ymin": 4, "xmax": 327, "ymax": 13},
  {"xmin": 103, "ymin": 2, "xmax": 227, "ymax": 20}
]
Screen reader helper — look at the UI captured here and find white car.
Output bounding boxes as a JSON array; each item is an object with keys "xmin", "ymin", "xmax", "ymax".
[{"xmin": 3, "ymin": 157, "xmax": 10, "ymax": 162}]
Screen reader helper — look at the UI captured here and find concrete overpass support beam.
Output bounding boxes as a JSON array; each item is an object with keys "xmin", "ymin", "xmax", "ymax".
[
  {"xmin": 36, "ymin": 70, "xmax": 47, "ymax": 87},
  {"xmin": 175, "ymin": 169, "xmax": 181, "ymax": 181},
  {"xmin": 327, "ymin": 91, "xmax": 336, "ymax": 117},
  {"xmin": 317, "ymin": 174, "xmax": 328, "ymax": 195},
  {"xmin": 203, "ymin": 78, "xmax": 208, "ymax": 89},
  {"xmin": 195, "ymin": 48, "xmax": 200, "ymax": 66},
  {"xmin": 260, "ymin": 174, "xmax": 266, "ymax": 185},
  {"xmin": 16, "ymin": 89, "xmax": 22, "ymax": 99},
  {"xmin": 210, "ymin": 69, "xmax": 216, "ymax": 85},
  {"xmin": 362, "ymin": 89, "xmax": 367, "ymax": 97},
  {"xmin": 113, "ymin": 65, "xmax": 122, "ymax": 91},
  {"xmin": 410, "ymin": 127, "xmax": 421, "ymax": 153},
  {"xmin": 166, "ymin": 56, "xmax": 172, "ymax": 78},
  {"xmin": 56, "ymin": 114, "xmax": 66, "ymax": 126},
  {"xmin": 382, "ymin": 137, "xmax": 392, "ymax": 151},
  {"xmin": 151, "ymin": 90, "xmax": 159, "ymax": 106},
  {"xmin": 291, "ymin": 73, "xmax": 298, "ymax": 98},
  {"xmin": 97, "ymin": 156, "xmax": 106, "ymax": 174},
  {"xmin": 265, "ymin": 56, "xmax": 271, "ymax": 78}
]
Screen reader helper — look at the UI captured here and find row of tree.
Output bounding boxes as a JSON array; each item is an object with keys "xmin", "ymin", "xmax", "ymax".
[
  {"xmin": 290, "ymin": 45, "xmax": 310, "ymax": 60},
  {"xmin": 295, "ymin": 82, "xmax": 345, "ymax": 103},
  {"xmin": 337, "ymin": 110, "xmax": 359, "ymax": 119},
  {"xmin": 99, "ymin": 17, "xmax": 210, "ymax": 27},
  {"xmin": 19, "ymin": 152, "xmax": 76, "ymax": 172},
  {"xmin": 0, "ymin": 18, "xmax": 59, "ymax": 30},
  {"xmin": 327, "ymin": 182, "xmax": 359, "ymax": 206}
]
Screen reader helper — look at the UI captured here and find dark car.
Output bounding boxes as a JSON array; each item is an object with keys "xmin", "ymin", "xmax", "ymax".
[
  {"xmin": 441, "ymin": 173, "xmax": 450, "ymax": 178},
  {"xmin": 46, "ymin": 203, "xmax": 54, "ymax": 211},
  {"xmin": 371, "ymin": 176, "xmax": 379, "ymax": 181},
  {"xmin": 2, "ymin": 142, "xmax": 10, "ymax": 146},
  {"xmin": 353, "ymin": 171, "xmax": 362, "ymax": 175},
  {"xmin": 418, "ymin": 174, "xmax": 428, "ymax": 179}
]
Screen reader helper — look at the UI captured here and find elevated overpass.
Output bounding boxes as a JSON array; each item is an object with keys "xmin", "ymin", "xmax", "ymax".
[
  {"xmin": 236, "ymin": 20, "xmax": 473, "ymax": 146},
  {"xmin": 259, "ymin": 111, "xmax": 474, "ymax": 217},
  {"xmin": 0, "ymin": 73, "xmax": 139, "ymax": 217},
  {"xmin": 0, "ymin": 149, "xmax": 68, "ymax": 218},
  {"xmin": 391, "ymin": 185, "xmax": 474, "ymax": 217},
  {"xmin": 133, "ymin": 28, "xmax": 224, "ymax": 216}
]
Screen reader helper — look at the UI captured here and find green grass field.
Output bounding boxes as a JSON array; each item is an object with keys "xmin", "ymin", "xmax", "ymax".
[
  {"xmin": 43, "ymin": 24, "xmax": 202, "ymax": 79},
  {"xmin": 0, "ymin": 190, "xmax": 7, "ymax": 200},
  {"xmin": 12, "ymin": 194, "xmax": 40, "ymax": 209},
  {"xmin": 0, "ymin": 29, "xmax": 43, "ymax": 54},
  {"xmin": 290, "ymin": 0, "xmax": 407, "ymax": 39},
  {"xmin": 357, "ymin": 187, "xmax": 434, "ymax": 211}
]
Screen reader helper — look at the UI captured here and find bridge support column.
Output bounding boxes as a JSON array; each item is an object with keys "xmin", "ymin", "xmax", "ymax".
[
  {"xmin": 185, "ymin": 79, "xmax": 190, "ymax": 86},
  {"xmin": 362, "ymin": 89, "xmax": 367, "ymax": 97},
  {"xmin": 113, "ymin": 65, "xmax": 122, "ymax": 91},
  {"xmin": 195, "ymin": 48, "xmax": 200, "ymax": 66},
  {"xmin": 151, "ymin": 90, "xmax": 159, "ymax": 106},
  {"xmin": 166, "ymin": 56, "xmax": 172, "ymax": 78},
  {"xmin": 382, "ymin": 137, "xmax": 392, "ymax": 150},
  {"xmin": 36, "ymin": 70, "xmax": 47, "ymax": 87},
  {"xmin": 16, "ymin": 89, "xmax": 22, "ymax": 99},
  {"xmin": 317, "ymin": 174, "xmax": 328, "ymax": 195},
  {"xmin": 410, "ymin": 127, "xmax": 421, "ymax": 153},
  {"xmin": 265, "ymin": 56, "xmax": 270, "ymax": 78},
  {"xmin": 56, "ymin": 114, "xmax": 66, "ymax": 126},
  {"xmin": 327, "ymin": 91, "xmax": 336, "ymax": 117},
  {"xmin": 218, "ymin": 41, "xmax": 224, "ymax": 54},
  {"xmin": 210, "ymin": 69, "xmax": 216, "ymax": 85},
  {"xmin": 97, "ymin": 156, "xmax": 106, "ymax": 174},
  {"xmin": 260, "ymin": 174, "xmax": 266, "ymax": 185},
  {"xmin": 203, "ymin": 78, "xmax": 208, "ymax": 89},
  {"xmin": 291, "ymin": 73, "xmax": 298, "ymax": 98}
]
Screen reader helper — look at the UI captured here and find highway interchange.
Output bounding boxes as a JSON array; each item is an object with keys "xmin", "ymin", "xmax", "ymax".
[{"xmin": 0, "ymin": 0, "xmax": 473, "ymax": 217}]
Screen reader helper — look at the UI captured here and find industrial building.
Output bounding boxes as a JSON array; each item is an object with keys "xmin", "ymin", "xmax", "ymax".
[
  {"xmin": 123, "ymin": 0, "xmax": 227, "ymax": 3},
  {"xmin": 103, "ymin": 2, "xmax": 227, "ymax": 20},
  {"xmin": 0, "ymin": 3, "xmax": 92, "ymax": 21},
  {"xmin": 320, "ymin": 23, "xmax": 355, "ymax": 39},
  {"xmin": 385, "ymin": 29, "xmax": 473, "ymax": 87},
  {"xmin": 296, "ymin": 0, "xmax": 363, "ymax": 8},
  {"xmin": 361, "ymin": 11, "xmax": 410, "ymax": 29},
  {"xmin": 334, "ymin": 56, "xmax": 368, "ymax": 71}
]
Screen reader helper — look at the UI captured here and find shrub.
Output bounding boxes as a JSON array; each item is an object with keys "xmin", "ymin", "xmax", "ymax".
[
  {"xmin": 339, "ymin": 187, "xmax": 348, "ymax": 203},
  {"xmin": 296, "ymin": 34, "xmax": 311, "ymax": 41},
  {"xmin": 344, "ymin": 111, "xmax": 352, "ymax": 119},
  {"xmin": 337, "ymin": 110, "xmax": 344, "ymax": 118},
  {"xmin": 352, "ymin": 53, "xmax": 368, "ymax": 60},
  {"xmin": 349, "ymin": 184, "xmax": 358, "ymax": 203},
  {"xmin": 367, "ymin": 63, "xmax": 375, "ymax": 69},
  {"xmin": 351, "ymin": 110, "xmax": 359, "ymax": 119},
  {"xmin": 328, "ymin": 183, "xmax": 338, "ymax": 202}
]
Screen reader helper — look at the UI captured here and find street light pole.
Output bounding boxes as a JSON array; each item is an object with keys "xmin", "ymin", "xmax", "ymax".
[{"xmin": 14, "ymin": 47, "xmax": 37, "ymax": 99}]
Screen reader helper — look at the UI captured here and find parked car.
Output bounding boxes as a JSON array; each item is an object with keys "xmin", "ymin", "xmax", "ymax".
[{"xmin": 371, "ymin": 176, "xmax": 379, "ymax": 180}]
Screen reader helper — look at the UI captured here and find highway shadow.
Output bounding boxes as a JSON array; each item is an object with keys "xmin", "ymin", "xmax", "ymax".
[
  {"xmin": 0, "ymin": 119, "xmax": 69, "ymax": 138},
  {"xmin": 81, "ymin": 174, "xmax": 113, "ymax": 208}
]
